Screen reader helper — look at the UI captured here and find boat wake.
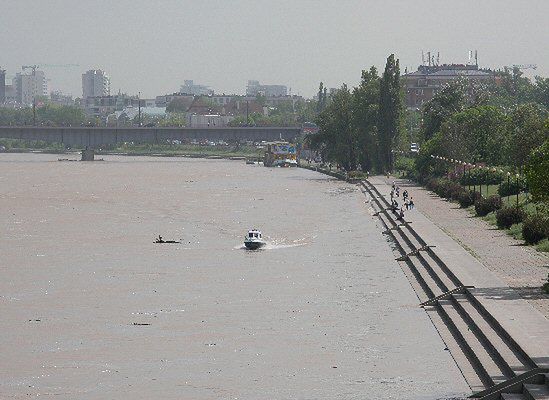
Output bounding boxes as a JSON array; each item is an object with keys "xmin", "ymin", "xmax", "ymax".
[{"xmin": 235, "ymin": 236, "xmax": 313, "ymax": 251}]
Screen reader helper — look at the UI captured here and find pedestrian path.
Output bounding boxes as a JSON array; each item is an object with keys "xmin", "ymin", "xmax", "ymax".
[
  {"xmin": 379, "ymin": 176, "xmax": 549, "ymax": 319},
  {"xmin": 363, "ymin": 177, "xmax": 549, "ymax": 398}
]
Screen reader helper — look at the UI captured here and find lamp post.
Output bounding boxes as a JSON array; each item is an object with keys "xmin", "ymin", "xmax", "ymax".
[
  {"xmin": 479, "ymin": 167, "xmax": 482, "ymax": 197},
  {"xmin": 507, "ymin": 172, "xmax": 511, "ymax": 204},
  {"xmin": 473, "ymin": 164, "xmax": 476, "ymax": 195},
  {"xmin": 516, "ymin": 174, "xmax": 520, "ymax": 208}
]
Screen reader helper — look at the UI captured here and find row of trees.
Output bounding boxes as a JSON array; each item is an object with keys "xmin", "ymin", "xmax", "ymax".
[
  {"xmin": 416, "ymin": 80, "xmax": 548, "ymax": 179},
  {"xmin": 308, "ymin": 54, "xmax": 403, "ymax": 172},
  {"xmin": 0, "ymin": 104, "xmax": 87, "ymax": 126}
]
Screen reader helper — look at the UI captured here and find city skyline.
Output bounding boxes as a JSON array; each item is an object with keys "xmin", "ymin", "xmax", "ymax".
[{"xmin": 1, "ymin": 0, "xmax": 547, "ymax": 98}]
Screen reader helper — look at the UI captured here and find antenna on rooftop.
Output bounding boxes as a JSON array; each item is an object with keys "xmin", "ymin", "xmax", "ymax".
[
  {"xmin": 422, "ymin": 51, "xmax": 425, "ymax": 65},
  {"xmin": 475, "ymin": 50, "xmax": 478, "ymax": 66},
  {"xmin": 427, "ymin": 52, "xmax": 431, "ymax": 66},
  {"xmin": 437, "ymin": 52, "xmax": 440, "ymax": 65}
]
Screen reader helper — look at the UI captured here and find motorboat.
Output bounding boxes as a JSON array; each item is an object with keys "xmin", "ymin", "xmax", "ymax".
[{"xmin": 244, "ymin": 229, "xmax": 266, "ymax": 250}]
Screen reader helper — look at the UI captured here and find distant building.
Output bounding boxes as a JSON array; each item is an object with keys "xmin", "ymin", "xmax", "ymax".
[
  {"xmin": 82, "ymin": 70, "xmax": 110, "ymax": 99},
  {"xmin": 403, "ymin": 64, "xmax": 494, "ymax": 109},
  {"xmin": 246, "ymin": 80, "xmax": 287, "ymax": 97},
  {"xmin": 50, "ymin": 91, "xmax": 74, "ymax": 106},
  {"xmin": 0, "ymin": 68, "xmax": 5, "ymax": 103},
  {"xmin": 3, "ymin": 84, "xmax": 17, "ymax": 104},
  {"xmin": 14, "ymin": 70, "xmax": 47, "ymax": 105},
  {"xmin": 155, "ymin": 93, "xmax": 194, "ymax": 108},
  {"xmin": 180, "ymin": 80, "xmax": 213, "ymax": 96},
  {"xmin": 107, "ymin": 105, "xmax": 166, "ymax": 126},
  {"xmin": 82, "ymin": 94, "xmax": 137, "ymax": 119}
]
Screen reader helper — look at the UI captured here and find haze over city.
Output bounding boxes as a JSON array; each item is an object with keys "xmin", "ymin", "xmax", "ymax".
[
  {"xmin": 2, "ymin": 0, "xmax": 548, "ymax": 97},
  {"xmin": 1, "ymin": 1, "xmax": 548, "ymax": 399}
]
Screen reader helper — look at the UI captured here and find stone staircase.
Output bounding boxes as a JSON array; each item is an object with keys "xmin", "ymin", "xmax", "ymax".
[{"xmin": 361, "ymin": 180, "xmax": 548, "ymax": 399}]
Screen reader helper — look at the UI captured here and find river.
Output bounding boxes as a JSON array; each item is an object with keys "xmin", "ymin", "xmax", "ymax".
[{"xmin": 0, "ymin": 154, "xmax": 469, "ymax": 399}]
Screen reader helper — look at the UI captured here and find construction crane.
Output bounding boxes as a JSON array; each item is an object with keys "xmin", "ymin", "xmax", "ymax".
[
  {"xmin": 39, "ymin": 63, "xmax": 80, "ymax": 68},
  {"xmin": 505, "ymin": 64, "xmax": 538, "ymax": 71}
]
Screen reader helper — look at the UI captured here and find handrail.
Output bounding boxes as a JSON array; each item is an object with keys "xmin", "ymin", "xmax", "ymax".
[
  {"xmin": 420, "ymin": 286, "xmax": 474, "ymax": 307},
  {"xmin": 472, "ymin": 368, "xmax": 549, "ymax": 399}
]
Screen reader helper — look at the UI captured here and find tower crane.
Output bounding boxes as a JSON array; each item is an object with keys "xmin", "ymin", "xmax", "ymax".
[{"xmin": 504, "ymin": 64, "xmax": 538, "ymax": 71}]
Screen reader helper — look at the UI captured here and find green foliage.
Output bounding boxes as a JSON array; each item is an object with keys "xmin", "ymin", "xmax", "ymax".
[
  {"xmin": 498, "ymin": 176, "xmax": 528, "ymax": 197},
  {"xmin": 506, "ymin": 103, "xmax": 547, "ymax": 168},
  {"xmin": 441, "ymin": 106, "xmax": 509, "ymax": 165},
  {"xmin": 460, "ymin": 168, "xmax": 504, "ymax": 185},
  {"xmin": 421, "ymin": 80, "xmax": 466, "ymax": 142},
  {"xmin": 394, "ymin": 156, "xmax": 415, "ymax": 177},
  {"xmin": 525, "ymin": 139, "xmax": 549, "ymax": 202},
  {"xmin": 457, "ymin": 190, "xmax": 480, "ymax": 208},
  {"xmin": 352, "ymin": 66, "xmax": 380, "ymax": 172},
  {"xmin": 533, "ymin": 77, "xmax": 549, "ymax": 109},
  {"xmin": 414, "ymin": 132, "xmax": 446, "ymax": 179},
  {"xmin": 522, "ymin": 214, "xmax": 548, "ymax": 244},
  {"xmin": 475, "ymin": 195, "xmax": 502, "ymax": 216},
  {"xmin": 536, "ymin": 240, "xmax": 549, "ymax": 254},
  {"xmin": 496, "ymin": 207, "xmax": 526, "ymax": 229},
  {"xmin": 378, "ymin": 54, "xmax": 402, "ymax": 172},
  {"xmin": 0, "ymin": 104, "xmax": 85, "ymax": 126},
  {"xmin": 310, "ymin": 84, "xmax": 357, "ymax": 171},
  {"xmin": 166, "ymin": 98, "xmax": 191, "ymax": 113}
]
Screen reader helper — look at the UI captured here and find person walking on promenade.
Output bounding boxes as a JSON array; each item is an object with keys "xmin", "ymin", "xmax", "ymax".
[
  {"xmin": 405, "ymin": 199, "xmax": 410, "ymax": 210},
  {"xmin": 396, "ymin": 187, "xmax": 400, "ymax": 197},
  {"xmin": 409, "ymin": 197, "xmax": 414, "ymax": 209}
]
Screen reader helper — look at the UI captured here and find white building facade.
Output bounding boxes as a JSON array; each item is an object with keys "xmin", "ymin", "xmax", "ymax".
[
  {"xmin": 14, "ymin": 70, "xmax": 47, "ymax": 105},
  {"xmin": 82, "ymin": 70, "xmax": 110, "ymax": 99}
]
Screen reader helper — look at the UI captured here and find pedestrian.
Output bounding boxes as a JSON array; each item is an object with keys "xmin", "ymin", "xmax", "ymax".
[
  {"xmin": 409, "ymin": 197, "xmax": 414, "ymax": 209},
  {"xmin": 396, "ymin": 187, "xmax": 400, "ymax": 197},
  {"xmin": 405, "ymin": 199, "xmax": 410, "ymax": 210},
  {"xmin": 398, "ymin": 207, "xmax": 405, "ymax": 220}
]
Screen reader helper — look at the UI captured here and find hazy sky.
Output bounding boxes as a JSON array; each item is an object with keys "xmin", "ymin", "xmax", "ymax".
[{"xmin": 1, "ymin": 0, "xmax": 548, "ymax": 99}]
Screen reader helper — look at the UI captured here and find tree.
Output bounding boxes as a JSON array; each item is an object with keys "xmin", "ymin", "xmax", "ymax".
[
  {"xmin": 533, "ymin": 76, "xmax": 549, "ymax": 109},
  {"xmin": 525, "ymin": 139, "xmax": 549, "ymax": 202},
  {"xmin": 352, "ymin": 66, "xmax": 380, "ymax": 172},
  {"xmin": 421, "ymin": 80, "xmax": 466, "ymax": 142},
  {"xmin": 441, "ymin": 105, "xmax": 509, "ymax": 165},
  {"xmin": 309, "ymin": 84, "xmax": 357, "ymax": 170},
  {"xmin": 506, "ymin": 103, "xmax": 548, "ymax": 169},
  {"xmin": 166, "ymin": 98, "xmax": 191, "ymax": 113},
  {"xmin": 316, "ymin": 82, "xmax": 328, "ymax": 114},
  {"xmin": 378, "ymin": 54, "xmax": 402, "ymax": 172}
]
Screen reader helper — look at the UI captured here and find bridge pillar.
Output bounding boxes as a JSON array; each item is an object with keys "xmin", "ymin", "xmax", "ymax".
[{"xmin": 81, "ymin": 148, "xmax": 95, "ymax": 161}]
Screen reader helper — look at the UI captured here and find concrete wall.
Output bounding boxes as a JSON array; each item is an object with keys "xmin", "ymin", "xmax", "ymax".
[{"xmin": 0, "ymin": 126, "xmax": 302, "ymax": 148}]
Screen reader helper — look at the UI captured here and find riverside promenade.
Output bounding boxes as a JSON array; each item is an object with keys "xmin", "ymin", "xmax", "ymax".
[
  {"xmin": 380, "ymin": 176, "xmax": 549, "ymax": 318},
  {"xmin": 364, "ymin": 175, "xmax": 549, "ymax": 397}
]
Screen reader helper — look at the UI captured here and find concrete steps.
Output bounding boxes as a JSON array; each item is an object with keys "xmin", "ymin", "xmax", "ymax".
[{"xmin": 360, "ymin": 179, "xmax": 543, "ymax": 398}]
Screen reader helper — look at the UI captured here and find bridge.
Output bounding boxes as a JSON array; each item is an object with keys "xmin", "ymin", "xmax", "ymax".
[
  {"xmin": 0, "ymin": 126, "xmax": 302, "ymax": 159},
  {"xmin": 0, "ymin": 126, "xmax": 302, "ymax": 146}
]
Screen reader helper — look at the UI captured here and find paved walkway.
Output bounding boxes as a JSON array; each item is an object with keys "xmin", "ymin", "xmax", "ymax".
[{"xmin": 376, "ymin": 176, "xmax": 549, "ymax": 319}]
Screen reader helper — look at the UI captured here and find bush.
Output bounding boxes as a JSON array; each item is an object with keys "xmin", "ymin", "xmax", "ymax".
[
  {"xmin": 525, "ymin": 139, "xmax": 549, "ymax": 203},
  {"xmin": 522, "ymin": 215, "xmax": 548, "ymax": 244},
  {"xmin": 475, "ymin": 195, "xmax": 502, "ymax": 217},
  {"xmin": 496, "ymin": 207, "xmax": 526, "ymax": 229},
  {"xmin": 498, "ymin": 178, "xmax": 528, "ymax": 197},
  {"xmin": 458, "ymin": 190, "xmax": 481, "ymax": 208}
]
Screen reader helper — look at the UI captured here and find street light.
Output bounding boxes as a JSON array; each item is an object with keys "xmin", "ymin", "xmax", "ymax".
[
  {"xmin": 516, "ymin": 173, "xmax": 520, "ymax": 208},
  {"xmin": 507, "ymin": 172, "xmax": 511, "ymax": 204}
]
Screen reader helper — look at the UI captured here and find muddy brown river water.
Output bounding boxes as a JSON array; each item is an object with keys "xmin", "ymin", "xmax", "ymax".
[{"xmin": 0, "ymin": 154, "xmax": 469, "ymax": 399}]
